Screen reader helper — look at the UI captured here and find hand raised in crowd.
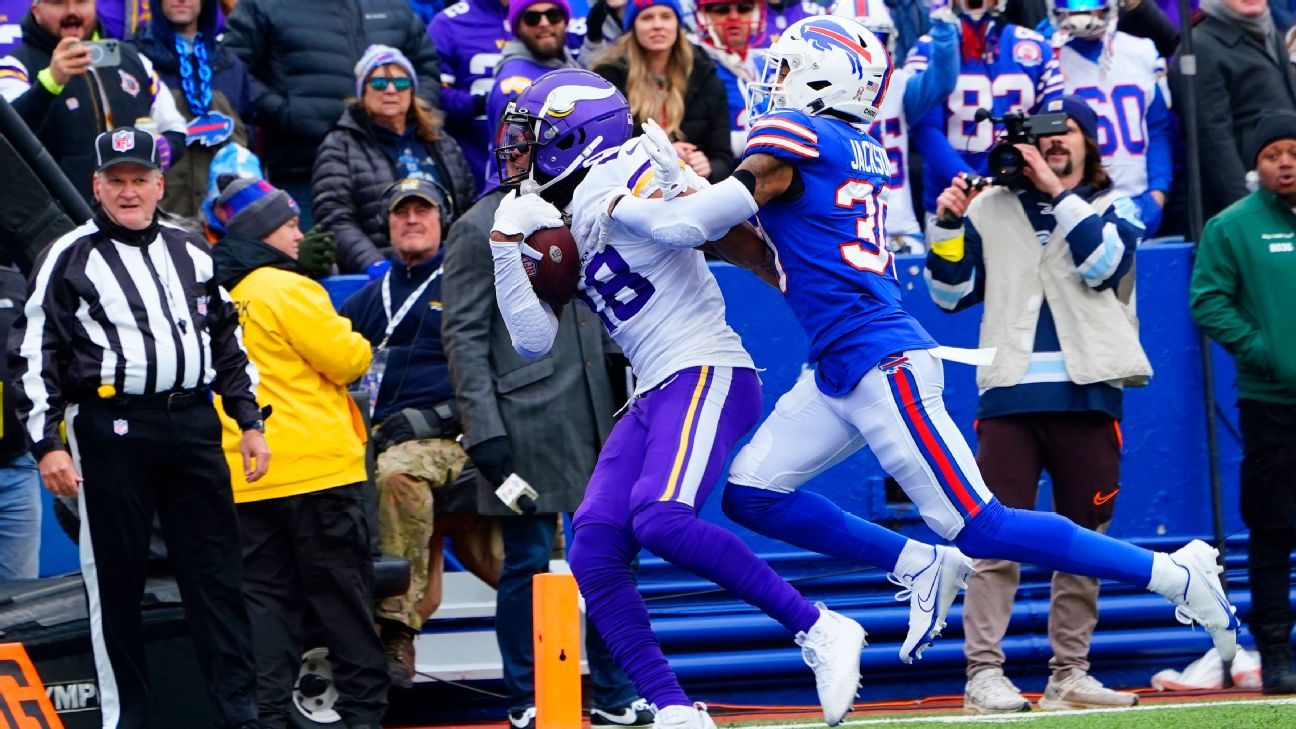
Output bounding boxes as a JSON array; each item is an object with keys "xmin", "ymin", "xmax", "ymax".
[
  {"xmin": 935, "ymin": 173, "xmax": 983, "ymax": 224},
  {"xmin": 240, "ymin": 429, "xmax": 271, "ymax": 482},
  {"xmin": 39, "ymin": 450, "xmax": 83, "ymax": 496},
  {"xmin": 48, "ymin": 37, "xmax": 92, "ymax": 87}
]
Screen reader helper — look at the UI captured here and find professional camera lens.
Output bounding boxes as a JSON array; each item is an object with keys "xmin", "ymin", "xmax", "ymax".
[{"xmin": 988, "ymin": 143, "xmax": 1024, "ymax": 181}]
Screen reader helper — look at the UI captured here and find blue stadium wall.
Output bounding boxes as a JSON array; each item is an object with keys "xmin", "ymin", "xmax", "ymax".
[{"xmin": 34, "ymin": 243, "xmax": 1265, "ymax": 709}]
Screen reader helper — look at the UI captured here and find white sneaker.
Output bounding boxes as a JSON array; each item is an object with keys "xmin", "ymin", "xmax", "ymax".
[
  {"xmin": 889, "ymin": 545, "xmax": 975, "ymax": 663},
  {"xmin": 963, "ymin": 668, "xmax": 1030, "ymax": 714},
  {"xmin": 1038, "ymin": 671, "xmax": 1138, "ymax": 710},
  {"xmin": 652, "ymin": 703, "xmax": 715, "ymax": 729},
  {"xmin": 795, "ymin": 603, "xmax": 866, "ymax": 726},
  {"xmin": 1168, "ymin": 540, "xmax": 1240, "ymax": 662}
]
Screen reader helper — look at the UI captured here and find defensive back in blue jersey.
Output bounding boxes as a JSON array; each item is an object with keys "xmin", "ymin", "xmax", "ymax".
[{"xmin": 743, "ymin": 109, "xmax": 936, "ymax": 396}]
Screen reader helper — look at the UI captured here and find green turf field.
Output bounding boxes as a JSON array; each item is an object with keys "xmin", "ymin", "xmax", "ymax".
[{"xmin": 719, "ymin": 698, "xmax": 1296, "ymax": 729}]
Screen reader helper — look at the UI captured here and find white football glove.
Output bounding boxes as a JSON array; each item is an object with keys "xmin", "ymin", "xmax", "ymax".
[
  {"xmin": 492, "ymin": 190, "xmax": 565, "ymax": 239},
  {"xmin": 641, "ymin": 118, "xmax": 689, "ymax": 200}
]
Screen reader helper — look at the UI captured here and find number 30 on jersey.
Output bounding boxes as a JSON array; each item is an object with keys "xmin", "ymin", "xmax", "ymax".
[{"xmin": 836, "ymin": 180, "xmax": 894, "ymax": 277}]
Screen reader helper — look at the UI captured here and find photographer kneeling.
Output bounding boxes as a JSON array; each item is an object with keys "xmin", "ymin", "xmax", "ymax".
[{"xmin": 925, "ymin": 97, "xmax": 1153, "ymax": 714}]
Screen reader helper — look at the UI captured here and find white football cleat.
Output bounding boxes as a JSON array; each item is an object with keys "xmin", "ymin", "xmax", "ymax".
[
  {"xmin": 1168, "ymin": 540, "xmax": 1240, "ymax": 662},
  {"xmin": 652, "ymin": 703, "xmax": 715, "ymax": 729},
  {"xmin": 890, "ymin": 545, "xmax": 975, "ymax": 663},
  {"xmin": 795, "ymin": 603, "xmax": 866, "ymax": 726}
]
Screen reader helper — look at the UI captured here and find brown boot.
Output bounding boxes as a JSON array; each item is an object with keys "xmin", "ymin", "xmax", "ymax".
[{"xmin": 382, "ymin": 624, "xmax": 416, "ymax": 689}]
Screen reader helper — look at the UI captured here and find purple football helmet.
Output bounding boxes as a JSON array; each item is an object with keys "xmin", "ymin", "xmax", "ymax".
[{"xmin": 495, "ymin": 69, "xmax": 633, "ymax": 192}]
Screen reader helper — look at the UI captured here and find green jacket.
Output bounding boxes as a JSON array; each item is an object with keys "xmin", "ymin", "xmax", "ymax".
[{"xmin": 1190, "ymin": 189, "xmax": 1296, "ymax": 404}]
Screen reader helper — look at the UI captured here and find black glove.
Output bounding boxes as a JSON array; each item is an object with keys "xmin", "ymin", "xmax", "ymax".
[
  {"xmin": 586, "ymin": 1, "xmax": 608, "ymax": 43},
  {"xmin": 297, "ymin": 226, "xmax": 336, "ymax": 277},
  {"xmin": 467, "ymin": 436, "xmax": 513, "ymax": 487},
  {"xmin": 373, "ymin": 404, "xmax": 459, "ymax": 452}
]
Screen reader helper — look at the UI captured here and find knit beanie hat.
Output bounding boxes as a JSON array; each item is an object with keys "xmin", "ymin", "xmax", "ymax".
[
  {"xmin": 508, "ymin": 0, "xmax": 573, "ymax": 33},
  {"xmin": 354, "ymin": 44, "xmax": 419, "ymax": 99},
  {"xmin": 216, "ymin": 179, "xmax": 300, "ymax": 241},
  {"xmin": 1039, "ymin": 95, "xmax": 1099, "ymax": 146},
  {"xmin": 1246, "ymin": 110, "xmax": 1296, "ymax": 168},
  {"xmin": 622, "ymin": 0, "xmax": 684, "ymax": 31}
]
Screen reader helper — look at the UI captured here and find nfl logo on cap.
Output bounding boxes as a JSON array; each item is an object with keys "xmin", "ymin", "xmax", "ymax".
[{"xmin": 112, "ymin": 129, "xmax": 135, "ymax": 152}]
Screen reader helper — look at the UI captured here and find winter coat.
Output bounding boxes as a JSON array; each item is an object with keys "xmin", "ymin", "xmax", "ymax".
[
  {"xmin": 441, "ymin": 190, "xmax": 617, "ymax": 516},
  {"xmin": 0, "ymin": 12, "xmax": 187, "ymax": 202},
  {"xmin": 593, "ymin": 45, "xmax": 734, "ymax": 183},
  {"xmin": 222, "ymin": 0, "xmax": 442, "ymax": 182},
  {"xmin": 1191, "ymin": 190, "xmax": 1296, "ymax": 405},
  {"xmin": 312, "ymin": 105, "xmax": 475, "ymax": 273},
  {"xmin": 131, "ymin": 0, "xmax": 254, "ymax": 218},
  {"xmin": 1170, "ymin": 14, "xmax": 1296, "ymax": 220},
  {"xmin": 212, "ymin": 234, "xmax": 371, "ymax": 503}
]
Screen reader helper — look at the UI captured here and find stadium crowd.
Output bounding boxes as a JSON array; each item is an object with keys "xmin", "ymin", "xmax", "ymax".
[{"xmin": 0, "ymin": 0, "xmax": 1294, "ymax": 726}]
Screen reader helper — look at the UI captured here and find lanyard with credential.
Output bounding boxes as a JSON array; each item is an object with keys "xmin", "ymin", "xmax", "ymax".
[
  {"xmin": 379, "ymin": 266, "xmax": 441, "ymax": 349},
  {"xmin": 363, "ymin": 266, "xmax": 441, "ymax": 416}
]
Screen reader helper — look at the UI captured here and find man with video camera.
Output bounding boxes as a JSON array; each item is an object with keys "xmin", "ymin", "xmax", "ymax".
[{"xmin": 925, "ymin": 96, "xmax": 1153, "ymax": 714}]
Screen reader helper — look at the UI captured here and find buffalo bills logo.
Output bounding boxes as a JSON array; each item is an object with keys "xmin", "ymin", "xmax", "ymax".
[
  {"xmin": 185, "ymin": 112, "xmax": 235, "ymax": 147},
  {"xmin": 801, "ymin": 20, "xmax": 870, "ymax": 78}
]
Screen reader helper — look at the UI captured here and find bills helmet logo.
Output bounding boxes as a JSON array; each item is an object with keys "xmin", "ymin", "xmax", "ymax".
[
  {"xmin": 185, "ymin": 112, "xmax": 236, "ymax": 148},
  {"xmin": 111, "ymin": 129, "xmax": 135, "ymax": 152},
  {"xmin": 801, "ymin": 19, "xmax": 872, "ymax": 78}
]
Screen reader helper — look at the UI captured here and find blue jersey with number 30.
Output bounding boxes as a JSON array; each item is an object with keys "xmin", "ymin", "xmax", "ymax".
[{"xmin": 743, "ymin": 109, "xmax": 936, "ymax": 396}]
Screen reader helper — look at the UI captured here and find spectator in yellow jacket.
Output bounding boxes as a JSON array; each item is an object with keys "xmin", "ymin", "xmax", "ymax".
[{"xmin": 211, "ymin": 178, "xmax": 390, "ymax": 729}]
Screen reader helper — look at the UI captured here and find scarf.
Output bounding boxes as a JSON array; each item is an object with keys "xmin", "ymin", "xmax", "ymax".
[{"xmin": 1201, "ymin": 0, "xmax": 1278, "ymax": 59}]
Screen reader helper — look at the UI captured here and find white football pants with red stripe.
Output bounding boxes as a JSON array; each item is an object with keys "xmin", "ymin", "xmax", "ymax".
[{"xmin": 729, "ymin": 348, "xmax": 994, "ymax": 540}]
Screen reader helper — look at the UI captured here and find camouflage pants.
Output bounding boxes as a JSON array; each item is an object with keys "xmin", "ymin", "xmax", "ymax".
[{"xmin": 375, "ymin": 438, "xmax": 502, "ymax": 630}]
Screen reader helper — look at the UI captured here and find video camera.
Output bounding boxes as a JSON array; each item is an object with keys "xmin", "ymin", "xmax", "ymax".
[{"xmin": 973, "ymin": 108, "xmax": 1069, "ymax": 187}]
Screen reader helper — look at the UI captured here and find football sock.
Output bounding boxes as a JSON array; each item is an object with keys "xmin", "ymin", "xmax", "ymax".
[
  {"xmin": 569, "ymin": 521, "xmax": 691, "ymax": 709},
  {"xmin": 894, "ymin": 540, "xmax": 942, "ymax": 582},
  {"xmin": 1147, "ymin": 551, "xmax": 1189, "ymax": 599},
  {"xmin": 722, "ymin": 482, "xmax": 909, "ymax": 571},
  {"xmin": 632, "ymin": 500, "xmax": 821, "ymax": 634},
  {"xmin": 954, "ymin": 499, "xmax": 1154, "ymax": 586}
]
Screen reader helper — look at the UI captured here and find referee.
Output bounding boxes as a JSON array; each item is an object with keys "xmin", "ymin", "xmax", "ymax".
[{"xmin": 10, "ymin": 127, "xmax": 268, "ymax": 729}]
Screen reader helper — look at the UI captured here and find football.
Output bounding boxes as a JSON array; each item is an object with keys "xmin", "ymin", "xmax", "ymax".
[{"xmin": 523, "ymin": 225, "xmax": 581, "ymax": 307}]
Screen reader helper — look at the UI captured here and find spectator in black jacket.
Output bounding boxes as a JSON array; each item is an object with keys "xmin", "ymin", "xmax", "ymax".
[
  {"xmin": 312, "ymin": 45, "xmax": 474, "ymax": 274},
  {"xmin": 131, "ymin": 0, "xmax": 255, "ymax": 220},
  {"xmin": 221, "ymin": 0, "xmax": 442, "ymax": 218},
  {"xmin": 1171, "ymin": 0, "xmax": 1296, "ymax": 220},
  {"xmin": 0, "ymin": 0, "xmax": 188, "ymax": 202},
  {"xmin": 591, "ymin": 0, "xmax": 733, "ymax": 182}
]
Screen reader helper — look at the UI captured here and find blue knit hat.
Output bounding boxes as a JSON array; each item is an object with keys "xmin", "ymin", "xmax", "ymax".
[
  {"xmin": 216, "ymin": 179, "xmax": 300, "ymax": 241},
  {"xmin": 1040, "ymin": 95, "xmax": 1099, "ymax": 145},
  {"xmin": 622, "ymin": 0, "xmax": 684, "ymax": 31}
]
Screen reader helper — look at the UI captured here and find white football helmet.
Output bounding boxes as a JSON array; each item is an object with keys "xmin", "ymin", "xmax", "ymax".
[
  {"xmin": 746, "ymin": 15, "xmax": 893, "ymax": 124},
  {"xmin": 1050, "ymin": 0, "xmax": 1117, "ymax": 38},
  {"xmin": 836, "ymin": 0, "xmax": 897, "ymax": 55}
]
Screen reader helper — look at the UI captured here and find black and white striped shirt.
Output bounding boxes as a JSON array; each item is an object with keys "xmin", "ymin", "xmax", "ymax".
[{"xmin": 11, "ymin": 219, "xmax": 261, "ymax": 458}]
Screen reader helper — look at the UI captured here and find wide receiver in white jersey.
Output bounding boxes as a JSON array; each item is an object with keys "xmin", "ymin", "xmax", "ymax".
[
  {"xmin": 835, "ymin": 0, "xmax": 960, "ymax": 252},
  {"xmin": 486, "ymin": 67, "xmax": 872, "ymax": 729},
  {"xmin": 1047, "ymin": 0, "xmax": 1172, "ymax": 234}
]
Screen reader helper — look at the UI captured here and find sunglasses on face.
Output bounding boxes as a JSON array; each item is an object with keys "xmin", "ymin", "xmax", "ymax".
[
  {"xmin": 521, "ymin": 7, "xmax": 566, "ymax": 26},
  {"xmin": 368, "ymin": 76, "xmax": 413, "ymax": 92},
  {"xmin": 704, "ymin": 3, "xmax": 755, "ymax": 14}
]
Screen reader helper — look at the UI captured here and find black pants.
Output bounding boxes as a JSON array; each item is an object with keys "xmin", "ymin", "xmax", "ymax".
[
  {"xmin": 1238, "ymin": 399, "xmax": 1296, "ymax": 646},
  {"xmin": 68, "ymin": 400, "xmax": 257, "ymax": 729},
  {"xmin": 237, "ymin": 483, "xmax": 389, "ymax": 729}
]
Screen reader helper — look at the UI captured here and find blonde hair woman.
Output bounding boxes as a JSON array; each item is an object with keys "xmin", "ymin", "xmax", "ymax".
[
  {"xmin": 592, "ymin": 0, "xmax": 734, "ymax": 181},
  {"xmin": 312, "ymin": 45, "xmax": 476, "ymax": 273}
]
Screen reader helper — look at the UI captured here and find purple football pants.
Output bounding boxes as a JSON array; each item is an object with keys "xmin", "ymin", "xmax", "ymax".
[{"xmin": 569, "ymin": 366, "xmax": 820, "ymax": 709}]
